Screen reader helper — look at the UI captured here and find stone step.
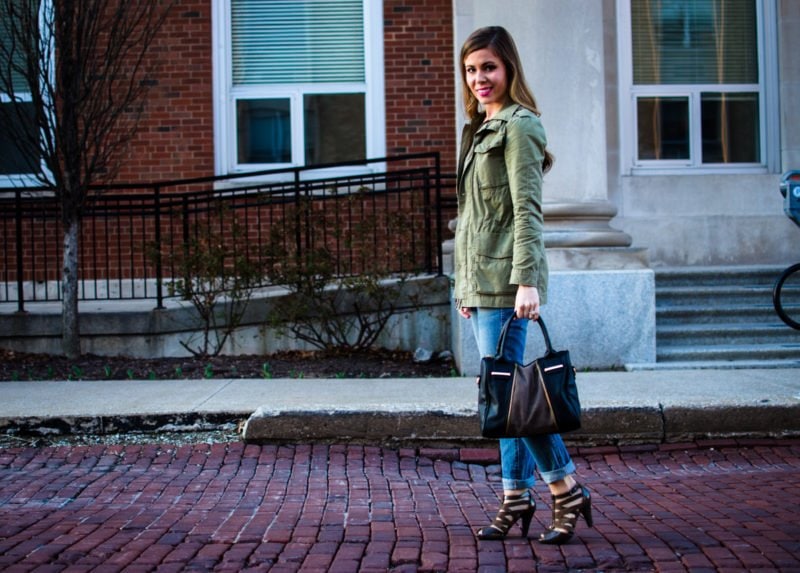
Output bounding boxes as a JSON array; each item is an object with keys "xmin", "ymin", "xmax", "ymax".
[
  {"xmin": 657, "ymin": 323, "xmax": 800, "ymax": 346},
  {"xmin": 658, "ymin": 286, "xmax": 800, "ymax": 307},
  {"xmin": 626, "ymin": 358, "xmax": 800, "ymax": 370},
  {"xmin": 653, "ymin": 266, "xmax": 799, "ymax": 367},
  {"xmin": 656, "ymin": 285, "xmax": 777, "ymax": 308},
  {"xmin": 657, "ymin": 342, "xmax": 800, "ymax": 363},
  {"xmin": 656, "ymin": 304, "xmax": 780, "ymax": 325},
  {"xmin": 654, "ymin": 265, "xmax": 786, "ymax": 288}
]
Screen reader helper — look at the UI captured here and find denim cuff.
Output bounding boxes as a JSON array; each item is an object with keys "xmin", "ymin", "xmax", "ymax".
[
  {"xmin": 538, "ymin": 460, "xmax": 576, "ymax": 485},
  {"xmin": 502, "ymin": 476, "xmax": 537, "ymax": 490}
]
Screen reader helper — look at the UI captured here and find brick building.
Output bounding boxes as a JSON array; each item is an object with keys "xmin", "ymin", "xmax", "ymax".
[
  {"xmin": 2, "ymin": 0, "xmax": 799, "ymax": 368},
  {"xmin": 4, "ymin": 0, "xmax": 796, "ymax": 264},
  {"xmin": 106, "ymin": 0, "xmax": 458, "ymax": 184}
]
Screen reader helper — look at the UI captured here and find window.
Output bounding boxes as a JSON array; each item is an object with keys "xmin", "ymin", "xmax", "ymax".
[
  {"xmin": 0, "ymin": 0, "xmax": 40, "ymax": 180},
  {"xmin": 618, "ymin": 0, "xmax": 778, "ymax": 173},
  {"xmin": 213, "ymin": 0, "xmax": 384, "ymax": 175}
]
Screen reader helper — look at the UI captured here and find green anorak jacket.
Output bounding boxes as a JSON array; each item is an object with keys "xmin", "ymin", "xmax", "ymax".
[{"xmin": 454, "ymin": 102, "xmax": 549, "ymax": 308}]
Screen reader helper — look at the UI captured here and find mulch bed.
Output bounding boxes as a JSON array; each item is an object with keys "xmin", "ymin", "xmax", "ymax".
[{"xmin": 0, "ymin": 348, "xmax": 457, "ymax": 381}]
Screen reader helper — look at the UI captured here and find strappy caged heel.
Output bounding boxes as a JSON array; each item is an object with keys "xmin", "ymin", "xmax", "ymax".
[
  {"xmin": 476, "ymin": 491, "xmax": 536, "ymax": 540},
  {"xmin": 538, "ymin": 483, "xmax": 593, "ymax": 545}
]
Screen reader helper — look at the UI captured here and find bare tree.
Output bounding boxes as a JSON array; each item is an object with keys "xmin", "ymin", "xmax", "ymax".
[{"xmin": 0, "ymin": 0, "xmax": 172, "ymax": 358}]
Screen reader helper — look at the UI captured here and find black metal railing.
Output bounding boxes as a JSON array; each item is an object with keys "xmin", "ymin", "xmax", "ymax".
[{"xmin": 1, "ymin": 153, "xmax": 456, "ymax": 312}]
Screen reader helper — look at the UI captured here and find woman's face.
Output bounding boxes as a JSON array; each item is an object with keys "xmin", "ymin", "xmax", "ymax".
[{"xmin": 464, "ymin": 47, "xmax": 509, "ymax": 118}]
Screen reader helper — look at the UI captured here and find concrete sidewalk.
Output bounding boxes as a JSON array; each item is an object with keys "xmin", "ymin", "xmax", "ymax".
[{"xmin": 1, "ymin": 368, "xmax": 799, "ymax": 445}]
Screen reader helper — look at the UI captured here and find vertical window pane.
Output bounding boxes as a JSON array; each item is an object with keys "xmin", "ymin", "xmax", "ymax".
[
  {"xmin": 1, "ymin": 0, "xmax": 40, "ymax": 175},
  {"xmin": 0, "ymin": 0, "xmax": 40, "ymax": 92},
  {"xmin": 236, "ymin": 99, "xmax": 291, "ymax": 164},
  {"xmin": 304, "ymin": 93, "xmax": 365, "ymax": 165},
  {"xmin": 0, "ymin": 102, "xmax": 37, "ymax": 174},
  {"xmin": 701, "ymin": 92, "xmax": 759, "ymax": 163},
  {"xmin": 637, "ymin": 97, "xmax": 689, "ymax": 160},
  {"xmin": 632, "ymin": 0, "xmax": 758, "ymax": 85}
]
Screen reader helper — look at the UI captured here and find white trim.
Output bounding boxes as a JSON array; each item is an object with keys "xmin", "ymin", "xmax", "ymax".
[
  {"xmin": 616, "ymin": 0, "xmax": 779, "ymax": 176},
  {"xmin": 211, "ymin": 0, "xmax": 385, "ymax": 178},
  {"xmin": 761, "ymin": 0, "xmax": 780, "ymax": 173},
  {"xmin": 0, "ymin": 93, "xmax": 32, "ymax": 103},
  {"xmin": 211, "ymin": 0, "xmax": 227, "ymax": 176},
  {"xmin": 363, "ymin": 0, "xmax": 386, "ymax": 163},
  {"xmin": 632, "ymin": 84, "xmax": 767, "ymax": 95},
  {"xmin": 616, "ymin": 0, "xmax": 633, "ymax": 176},
  {"xmin": 0, "ymin": 174, "xmax": 42, "ymax": 187},
  {"xmin": 0, "ymin": 0, "xmax": 53, "ymax": 187}
]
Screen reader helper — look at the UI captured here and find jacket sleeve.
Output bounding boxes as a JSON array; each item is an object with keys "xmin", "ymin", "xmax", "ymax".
[{"xmin": 504, "ymin": 112, "xmax": 547, "ymax": 287}]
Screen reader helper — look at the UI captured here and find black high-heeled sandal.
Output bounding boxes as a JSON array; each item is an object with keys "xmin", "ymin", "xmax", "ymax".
[
  {"xmin": 539, "ymin": 483, "xmax": 593, "ymax": 545},
  {"xmin": 476, "ymin": 491, "xmax": 536, "ymax": 540}
]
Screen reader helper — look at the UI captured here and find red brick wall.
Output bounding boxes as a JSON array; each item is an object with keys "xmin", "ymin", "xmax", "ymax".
[
  {"xmin": 117, "ymin": 1, "xmax": 214, "ymax": 183},
  {"xmin": 2, "ymin": 2, "xmax": 460, "ymax": 290},
  {"xmin": 383, "ymin": 0, "xmax": 457, "ymax": 176},
  {"xmin": 119, "ymin": 0, "xmax": 457, "ymax": 183}
]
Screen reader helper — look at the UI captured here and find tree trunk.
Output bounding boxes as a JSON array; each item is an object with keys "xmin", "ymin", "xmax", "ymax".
[{"xmin": 62, "ymin": 218, "xmax": 81, "ymax": 359}]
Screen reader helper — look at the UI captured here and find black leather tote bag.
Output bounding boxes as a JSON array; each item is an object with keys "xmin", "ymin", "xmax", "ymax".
[{"xmin": 478, "ymin": 315, "xmax": 581, "ymax": 438}]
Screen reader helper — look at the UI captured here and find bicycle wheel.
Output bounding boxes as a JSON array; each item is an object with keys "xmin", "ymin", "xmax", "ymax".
[{"xmin": 773, "ymin": 263, "xmax": 800, "ymax": 330}]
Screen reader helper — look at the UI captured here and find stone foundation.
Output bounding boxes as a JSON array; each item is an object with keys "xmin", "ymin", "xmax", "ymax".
[{"xmin": 450, "ymin": 248, "xmax": 656, "ymax": 373}]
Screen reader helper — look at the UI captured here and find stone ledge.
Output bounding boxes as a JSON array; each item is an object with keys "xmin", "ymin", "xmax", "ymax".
[
  {"xmin": 239, "ymin": 404, "xmax": 800, "ymax": 448},
  {"xmin": 3, "ymin": 402, "xmax": 799, "ymax": 449}
]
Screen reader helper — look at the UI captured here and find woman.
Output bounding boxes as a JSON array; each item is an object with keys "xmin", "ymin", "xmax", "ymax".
[{"xmin": 454, "ymin": 26, "xmax": 592, "ymax": 545}]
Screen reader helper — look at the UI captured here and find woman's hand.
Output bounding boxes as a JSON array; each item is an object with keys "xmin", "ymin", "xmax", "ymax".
[
  {"xmin": 458, "ymin": 307, "xmax": 472, "ymax": 319},
  {"xmin": 515, "ymin": 285, "xmax": 540, "ymax": 320}
]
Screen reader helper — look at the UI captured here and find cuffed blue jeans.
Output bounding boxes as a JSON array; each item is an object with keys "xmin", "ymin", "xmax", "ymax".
[{"xmin": 470, "ymin": 307, "xmax": 576, "ymax": 490}]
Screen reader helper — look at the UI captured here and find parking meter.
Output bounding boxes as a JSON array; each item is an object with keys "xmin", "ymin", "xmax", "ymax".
[{"xmin": 780, "ymin": 171, "xmax": 800, "ymax": 228}]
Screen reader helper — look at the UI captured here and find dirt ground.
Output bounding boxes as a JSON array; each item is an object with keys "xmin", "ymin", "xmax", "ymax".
[{"xmin": 0, "ymin": 347, "xmax": 458, "ymax": 382}]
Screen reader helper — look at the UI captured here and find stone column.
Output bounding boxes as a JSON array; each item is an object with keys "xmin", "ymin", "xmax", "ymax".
[{"xmin": 455, "ymin": 0, "xmax": 633, "ymax": 254}]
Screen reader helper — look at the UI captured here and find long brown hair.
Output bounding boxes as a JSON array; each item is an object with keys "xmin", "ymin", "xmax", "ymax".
[{"xmin": 460, "ymin": 26, "xmax": 554, "ymax": 172}]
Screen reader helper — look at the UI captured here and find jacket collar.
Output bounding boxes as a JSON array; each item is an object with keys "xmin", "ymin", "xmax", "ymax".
[{"xmin": 480, "ymin": 102, "xmax": 522, "ymax": 129}]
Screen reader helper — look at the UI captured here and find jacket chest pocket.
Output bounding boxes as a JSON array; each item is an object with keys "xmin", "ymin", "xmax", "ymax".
[{"xmin": 473, "ymin": 134, "xmax": 510, "ymax": 208}]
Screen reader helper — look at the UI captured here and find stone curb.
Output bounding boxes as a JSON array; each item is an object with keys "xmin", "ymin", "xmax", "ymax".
[
  {"xmin": 3, "ymin": 403, "xmax": 799, "ymax": 447},
  {"xmin": 240, "ymin": 404, "xmax": 800, "ymax": 447}
]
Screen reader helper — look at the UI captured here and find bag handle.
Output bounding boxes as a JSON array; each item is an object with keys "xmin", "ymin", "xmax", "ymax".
[{"xmin": 494, "ymin": 313, "xmax": 555, "ymax": 360}]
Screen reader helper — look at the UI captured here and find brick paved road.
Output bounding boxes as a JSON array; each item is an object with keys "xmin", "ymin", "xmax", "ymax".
[{"xmin": 1, "ymin": 440, "xmax": 799, "ymax": 572}]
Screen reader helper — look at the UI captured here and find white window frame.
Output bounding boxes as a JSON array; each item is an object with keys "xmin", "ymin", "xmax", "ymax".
[
  {"xmin": 0, "ymin": 93, "xmax": 40, "ymax": 187},
  {"xmin": 211, "ymin": 0, "xmax": 385, "ymax": 180},
  {"xmin": 0, "ymin": 0, "xmax": 50, "ymax": 188},
  {"xmin": 617, "ymin": 0, "xmax": 780, "ymax": 176}
]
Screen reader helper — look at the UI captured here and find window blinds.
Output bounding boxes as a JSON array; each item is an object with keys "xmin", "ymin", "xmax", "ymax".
[
  {"xmin": 231, "ymin": 0, "xmax": 365, "ymax": 86},
  {"xmin": 632, "ymin": 0, "xmax": 758, "ymax": 85},
  {"xmin": 0, "ymin": 0, "xmax": 38, "ymax": 93}
]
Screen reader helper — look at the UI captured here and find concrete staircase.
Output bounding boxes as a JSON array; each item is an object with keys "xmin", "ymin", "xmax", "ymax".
[{"xmin": 654, "ymin": 266, "xmax": 800, "ymax": 369}]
